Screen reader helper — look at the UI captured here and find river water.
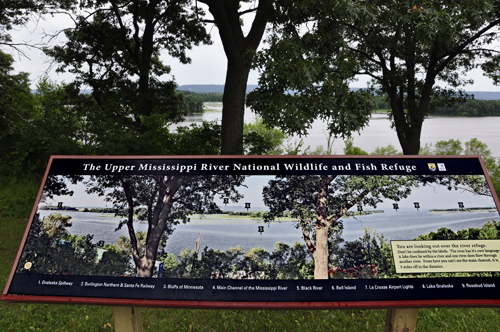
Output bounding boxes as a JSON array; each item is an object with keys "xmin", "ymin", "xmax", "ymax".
[
  {"xmin": 177, "ymin": 103, "xmax": 500, "ymax": 157},
  {"xmin": 37, "ymin": 208, "xmax": 500, "ymax": 256}
]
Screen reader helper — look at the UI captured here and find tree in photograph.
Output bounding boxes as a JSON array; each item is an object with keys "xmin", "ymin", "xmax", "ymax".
[
  {"xmin": 197, "ymin": 0, "xmax": 272, "ymax": 155},
  {"xmin": 86, "ymin": 174, "xmax": 245, "ymax": 277},
  {"xmin": 177, "ymin": 245, "xmax": 245, "ymax": 279},
  {"xmin": 331, "ymin": 228, "xmax": 394, "ymax": 279},
  {"xmin": 417, "ymin": 221, "xmax": 500, "ymax": 241},
  {"xmin": 18, "ymin": 212, "xmax": 130, "ymax": 276},
  {"xmin": 414, "ymin": 221, "xmax": 500, "ymax": 278},
  {"xmin": 267, "ymin": 241, "xmax": 313, "ymax": 279},
  {"xmin": 262, "ymin": 175, "xmax": 420, "ymax": 279},
  {"xmin": 114, "ymin": 230, "xmax": 167, "ymax": 258},
  {"xmin": 44, "ymin": 0, "xmax": 211, "ymax": 154},
  {"xmin": 39, "ymin": 212, "xmax": 72, "ymax": 238},
  {"xmin": 250, "ymin": 0, "xmax": 500, "ymax": 155}
]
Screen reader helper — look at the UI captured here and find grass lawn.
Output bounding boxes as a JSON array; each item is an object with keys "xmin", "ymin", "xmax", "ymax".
[{"xmin": 1, "ymin": 176, "xmax": 500, "ymax": 331}]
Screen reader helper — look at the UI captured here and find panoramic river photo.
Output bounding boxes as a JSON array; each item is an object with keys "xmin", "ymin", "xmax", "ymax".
[{"xmin": 38, "ymin": 172, "xmax": 500, "ymax": 257}]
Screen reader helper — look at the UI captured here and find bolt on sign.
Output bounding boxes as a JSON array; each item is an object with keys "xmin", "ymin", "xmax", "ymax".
[{"xmin": 2, "ymin": 155, "xmax": 500, "ymax": 309}]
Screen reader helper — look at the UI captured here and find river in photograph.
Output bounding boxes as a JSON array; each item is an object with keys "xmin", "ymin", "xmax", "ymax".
[{"xmin": 37, "ymin": 208, "xmax": 500, "ymax": 256}]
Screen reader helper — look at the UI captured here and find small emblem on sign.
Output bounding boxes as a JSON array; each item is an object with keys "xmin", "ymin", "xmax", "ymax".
[
  {"xmin": 258, "ymin": 226, "xmax": 264, "ymax": 235},
  {"xmin": 437, "ymin": 163, "xmax": 446, "ymax": 171},
  {"xmin": 428, "ymin": 163, "xmax": 437, "ymax": 171}
]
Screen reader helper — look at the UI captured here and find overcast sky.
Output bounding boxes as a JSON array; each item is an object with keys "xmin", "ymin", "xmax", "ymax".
[{"xmin": 6, "ymin": 10, "xmax": 500, "ymax": 91}]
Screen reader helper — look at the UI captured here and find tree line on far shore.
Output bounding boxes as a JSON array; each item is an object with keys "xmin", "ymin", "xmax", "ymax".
[
  {"xmin": 372, "ymin": 95, "xmax": 500, "ymax": 116},
  {"xmin": 191, "ymin": 92, "xmax": 500, "ymax": 117},
  {"xmin": 179, "ymin": 91, "xmax": 224, "ymax": 114},
  {"xmin": 184, "ymin": 91, "xmax": 500, "ymax": 116}
]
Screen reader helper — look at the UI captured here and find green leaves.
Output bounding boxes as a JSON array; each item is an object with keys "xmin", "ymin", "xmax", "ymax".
[
  {"xmin": 254, "ymin": 0, "xmax": 500, "ymax": 154},
  {"xmin": 248, "ymin": 0, "xmax": 375, "ymax": 141},
  {"xmin": 243, "ymin": 118, "xmax": 286, "ymax": 155},
  {"xmin": 43, "ymin": 0, "xmax": 211, "ymax": 148}
]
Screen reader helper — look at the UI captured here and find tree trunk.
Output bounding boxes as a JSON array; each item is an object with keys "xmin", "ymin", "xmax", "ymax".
[
  {"xmin": 313, "ymin": 225, "xmax": 330, "ymax": 279},
  {"xmin": 385, "ymin": 59, "xmax": 436, "ymax": 155},
  {"xmin": 221, "ymin": 61, "xmax": 250, "ymax": 155},
  {"xmin": 202, "ymin": 0, "xmax": 271, "ymax": 155},
  {"xmin": 395, "ymin": 125, "xmax": 422, "ymax": 155},
  {"xmin": 136, "ymin": 257, "xmax": 155, "ymax": 278},
  {"xmin": 390, "ymin": 99, "xmax": 423, "ymax": 155},
  {"xmin": 312, "ymin": 175, "xmax": 333, "ymax": 279}
]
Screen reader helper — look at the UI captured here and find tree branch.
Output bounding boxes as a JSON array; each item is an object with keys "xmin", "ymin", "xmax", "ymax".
[
  {"xmin": 239, "ymin": 8, "xmax": 257, "ymax": 16},
  {"xmin": 435, "ymin": 18, "xmax": 500, "ymax": 73},
  {"xmin": 300, "ymin": 221, "xmax": 316, "ymax": 254}
]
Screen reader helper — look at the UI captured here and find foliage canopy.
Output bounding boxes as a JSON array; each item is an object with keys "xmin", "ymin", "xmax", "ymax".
[{"xmin": 250, "ymin": 0, "xmax": 500, "ymax": 154}]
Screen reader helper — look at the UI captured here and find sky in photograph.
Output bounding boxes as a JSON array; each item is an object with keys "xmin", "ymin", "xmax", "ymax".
[
  {"xmin": 41, "ymin": 175, "xmax": 499, "ymax": 211},
  {"xmin": 6, "ymin": 9, "xmax": 500, "ymax": 91}
]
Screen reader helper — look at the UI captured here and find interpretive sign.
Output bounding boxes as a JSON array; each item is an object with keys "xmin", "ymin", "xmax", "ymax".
[
  {"xmin": 3, "ymin": 155, "xmax": 500, "ymax": 308},
  {"xmin": 392, "ymin": 240, "xmax": 500, "ymax": 273}
]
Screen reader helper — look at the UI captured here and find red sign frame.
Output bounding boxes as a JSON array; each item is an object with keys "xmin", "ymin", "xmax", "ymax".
[{"xmin": 3, "ymin": 155, "xmax": 500, "ymax": 308}]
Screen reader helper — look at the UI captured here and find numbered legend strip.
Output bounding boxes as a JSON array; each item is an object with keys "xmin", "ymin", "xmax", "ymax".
[{"xmin": 391, "ymin": 240, "xmax": 500, "ymax": 273}]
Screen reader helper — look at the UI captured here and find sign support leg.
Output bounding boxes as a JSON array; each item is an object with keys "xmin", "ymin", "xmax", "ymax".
[
  {"xmin": 384, "ymin": 308, "xmax": 418, "ymax": 332},
  {"xmin": 113, "ymin": 307, "xmax": 144, "ymax": 332}
]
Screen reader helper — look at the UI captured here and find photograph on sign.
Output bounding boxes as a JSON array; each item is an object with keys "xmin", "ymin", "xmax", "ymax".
[{"xmin": 3, "ymin": 156, "xmax": 500, "ymax": 306}]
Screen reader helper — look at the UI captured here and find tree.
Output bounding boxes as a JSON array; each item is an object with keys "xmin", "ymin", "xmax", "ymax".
[
  {"xmin": 421, "ymin": 138, "xmax": 500, "ymax": 198},
  {"xmin": 250, "ymin": 0, "xmax": 500, "ymax": 155},
  {"xmin": 86, "ymin": 174, "xmax": 245, "ymax": 277},
  {"xmin": 179, "ymin": 91, "xmax": 205, "ymax": 114},
  {"xmin": 0, "ymin": 76, "xmax": 90, "ymax": 175},
  {"xmin": 197, "ymin": 0, "xmax": 273, "ymax": 155},
  {"xmin": 0, "ymin": 50, "xmax": 32, "ymax": 143},
  {"xmin": 262, "ymin": 175, "xmax": 420, "ymax": 279},
  {"xmin": 243, "ymin": 117, "xmax": 286, "ymax": 155},
  {"xmin": 343, "ymin": 139, "xmax": 368, "ymax": 156},
  {"xmin": 44, "ymin": 0, "xmax": 211, "ymax": 153},
  {"xmin": 0, "ymin": 0, "xmax": 74, "ymax": 52},
  {"xmin": 246, "ymin": 13, "xmax": 374, "ymax": 144},
  {"xmin": 370, "ymin": 144, "xmax": 401, "ymax": 156}
]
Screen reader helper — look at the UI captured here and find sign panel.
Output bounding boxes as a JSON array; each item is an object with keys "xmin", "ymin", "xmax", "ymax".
[{"xmin": 3, "ymin": 155, "xmax": 500, "ymax": 308}]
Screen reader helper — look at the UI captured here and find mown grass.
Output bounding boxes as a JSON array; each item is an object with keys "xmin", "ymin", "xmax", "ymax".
[{"xmin": 1, "ymin": 175, "xmax": 500, "ymax": 331}]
